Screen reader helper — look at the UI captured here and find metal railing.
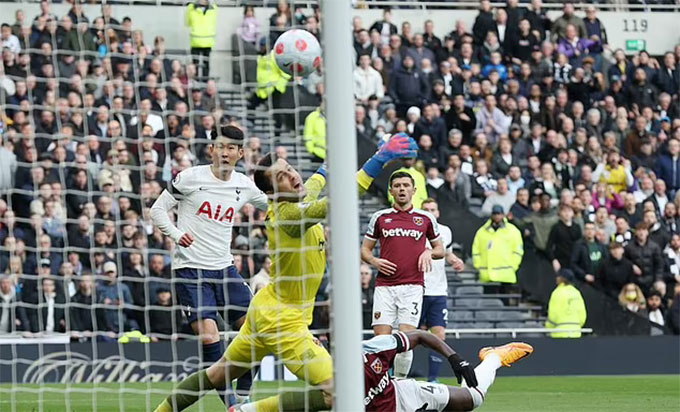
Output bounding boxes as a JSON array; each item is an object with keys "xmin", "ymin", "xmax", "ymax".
[{"xmin": 0, "ymin": 0, "xmax": 678, "ymax": 12}]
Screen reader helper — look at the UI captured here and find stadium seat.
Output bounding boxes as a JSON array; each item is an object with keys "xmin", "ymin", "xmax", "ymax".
[{"xmin": 454, "ymin": 285, "xmax": 484, "ymax": 296}]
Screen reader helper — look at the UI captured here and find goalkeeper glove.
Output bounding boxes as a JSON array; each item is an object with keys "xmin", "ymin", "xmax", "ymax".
[
  {"xmin": 448, "ymin": 353, "xmax": 478, "ymax": 387},
  {"xmin": 362, "ymin": 133, "xmax": 418, "ymax": 178}
]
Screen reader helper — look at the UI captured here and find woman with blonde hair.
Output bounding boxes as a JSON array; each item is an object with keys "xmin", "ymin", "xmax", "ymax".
[{"xmin": 618, "ymin": 283, "xmax": 647, "ymax": 314}]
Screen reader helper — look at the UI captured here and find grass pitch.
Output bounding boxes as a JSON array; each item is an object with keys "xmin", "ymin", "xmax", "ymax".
[{"xmin": 0, "ymin": 375, "xmax": 678, "ymax": 411}]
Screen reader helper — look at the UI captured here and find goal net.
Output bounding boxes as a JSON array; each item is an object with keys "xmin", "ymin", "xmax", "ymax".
[{"xmin": 0, "ymin": 1, "xmax": 345, "ymax": 410}]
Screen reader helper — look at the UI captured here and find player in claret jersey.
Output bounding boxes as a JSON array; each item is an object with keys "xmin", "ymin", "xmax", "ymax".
[
  {"xmin": 361, "ymin": 171, "xmax": 445, "ymax": 378},
  {"xmin": 363, "ymin": 330, "xmax": 533, "ymax": 412},
  {"xmin": 150, "ymin": 125, "xmax": 268, "ymax": 402}
]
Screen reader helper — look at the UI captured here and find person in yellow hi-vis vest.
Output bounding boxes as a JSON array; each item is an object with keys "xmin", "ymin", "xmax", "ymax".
[
  {"xmin": 472, "ymin": 205, "xmax": 524, "ymax": 283},
  {"xmin": 546, "ymin": 269, "xmax": 587, "ymax": 338},
  {"xmin": 185, "ymin": 0, "xmax": 217, "ymax": 79},
  {"xmin": 256, "ymin": 50, "xmax": 290, "ymax": 100},
  {"xmin": 387, "ymin": 158, "xmax": 428, "ymax": 209},
  {"xmin": 304, "ymin": 106, "xmax": 326, "ymax": 161}
]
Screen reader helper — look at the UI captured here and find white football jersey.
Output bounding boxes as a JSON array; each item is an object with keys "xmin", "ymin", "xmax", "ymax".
[
  {"xmin": 159, "ymin": 165, "xmax": 268, "ymax": 270},
  {"xmin": 424, "ymin": 223, "xmax": 452, "ymax": 296}
]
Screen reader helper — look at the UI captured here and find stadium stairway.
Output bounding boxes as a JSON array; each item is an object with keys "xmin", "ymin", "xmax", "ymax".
[{"xmin": 221, "ymin": 87, "xmax": 546, "ymax": 335}]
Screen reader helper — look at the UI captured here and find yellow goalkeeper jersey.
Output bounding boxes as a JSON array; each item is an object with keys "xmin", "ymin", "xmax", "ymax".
[{"xmin": 256, "ymin": 170, "xmax": 374, "ymax": 324}]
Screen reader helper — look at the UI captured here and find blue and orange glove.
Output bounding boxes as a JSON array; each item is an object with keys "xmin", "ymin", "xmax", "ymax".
[{"xmin": 362, "ymin": 133, "xmax": 418, "ymax": 178}]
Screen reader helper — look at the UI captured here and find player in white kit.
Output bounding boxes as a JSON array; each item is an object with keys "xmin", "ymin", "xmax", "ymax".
[
  {"xmin": 150, "ymin": 125, "xmax": 267, "ymax": 404},
  {"xmin": 420, "ymin": 198, "xmax": 465, "ymax": 382}
]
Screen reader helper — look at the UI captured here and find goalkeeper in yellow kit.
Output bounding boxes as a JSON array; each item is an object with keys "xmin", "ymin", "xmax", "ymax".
[{"xmin": 154, "ymin": 134, "xmax": 418, "ymax": 412}]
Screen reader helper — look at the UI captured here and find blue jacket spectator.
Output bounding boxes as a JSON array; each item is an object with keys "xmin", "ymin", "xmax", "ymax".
[
  {"xmin": 96, "ymin": 261, "xmax": 139, "ymax": 333},
  {"xmin": 655, "ymin": 139, "xmax": 680, "ymax": 196},
  {"xmin": 413, "ymin": 104, "xmax": 448, "ymax": 148}
]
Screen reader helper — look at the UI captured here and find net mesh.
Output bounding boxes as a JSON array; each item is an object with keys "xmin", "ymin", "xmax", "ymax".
[{"xmin": 0, "ymin": 1, "xmax": 328, "ymax": 410}]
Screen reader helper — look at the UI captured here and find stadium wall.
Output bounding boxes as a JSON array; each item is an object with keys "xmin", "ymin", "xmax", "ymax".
[
  {"xmin": 0, "ymin": 336, "xmax": 677, "ymax": 384},
  {"xmin": 3, "ymin": 3, "xmax": 679, "ymax": 85}
]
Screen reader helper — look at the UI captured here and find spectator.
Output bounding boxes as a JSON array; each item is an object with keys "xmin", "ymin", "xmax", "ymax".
[
  {"xmin": 414, "ymin": 104, "xmax": 447, "ymax": 148},
  {"xmin": 359, "ymin": 263, "xmax": 374, "ymax": 330},
  {"xmin": 303, "ymin": 106, "xmax": 326, "ymax": 162},
  {"xmin": 481, "ymin": 178, "xmax": 515, "ymax": 216},
  {"xmin": 0, "ymin": 134, "xmax": 17, "ymax": 194},
  {"xmin": 619, "ymin": 283, "xmax": 647, "ymax": 314},
  {"xmin": 70, "ymin": 273, "xmax": 98, "ymax": 335},
  {"xmin": 148, "ymin": 286, "xmax": 183, "ymax": 341},
  {"xmin": 556, "ymin": 24, "xmax": 598, "ymax": 66},
  {"xmin": 647, "ymin": 179, "xmax": 670, "ymax": 218},
  {"xmin": 654, "ymin": 52, "xmax": 679, "ymax": 96},
  {"xmin": 389, "ymin": 54, "xmax": 428, "ymax": 117},
  {"xmin": 509, "ymin": 188, "xmax": 531, "ymax": 221},
  {"xmin": 185, "ymin": 0, "xmax": 217, "ymax": 79},
  {"xmin": 668, "ymin": 284, "xmax": 680, "ymax": 335},
  {"xmin": 354, "ymin": 53, "xmax": 384, "ymax": 104},
  {"xmin": 96, "ymin": 261, "xmax": 138, "ymax": 334},
  {"xmin": 644, "ymin": 210, "xmax": 671, "ymax": 251},
  {"xmin": 593, "ymin": 206, "xmax": 616, "ymax": 241},
  {"xmin": 475, "ymin": 94, "xmax": 511, "ymax": 144},
  {"xmin": 547, "ymin": 204, "xmax": 582, "ymax": 273},
  {"xmin": 546, "ymin": 269, "xmax": 587, "ymax": 338},
  {"xmin": 444, "ymin": 94, "xmax": 477, "ymax": 142},
  {"xmin": 625, "ymin": 223, "xmax": 664, "ymax": 294},
  {"xmin": 627, "ymin": 68, "xmax": 659, "ymax": 111},
  {"xmin": 0, "ymin": 274, "xmax": 29, "ymax": 333},
  {"xmin": 472, "ymin": 0, "xmax": 497, "ymax": 46},
  {"xmin": 599, "ymin": 242, "xmax": 636, "ymax": 299},
  {"xmin": 436, "ymin": 166, "xmax": 470, "ymax": 208},
  {"xmin": 551, "ymin": 2, "xmax": 587, "ymax": 42},
  {"xmin": 26, "ymin": 276, "xmax": 65, "ymax": 333},
  {"xmin": 647, "ymin": 291, "xmax": 666, "ymax": 335},
  {"xmin": 655, "ymin": 138, "xmax": 680, "ymax": 198},
  {"xmin": 472, "ymin": 205, "xmax": 524, "ymax": 284},
  {"xmin": 570, "ymin": 222, "xmax": 607, "ymax": 285},
  {"xmin": 370, "ymin": 8, "xmax": 397, "ymax": 45}
]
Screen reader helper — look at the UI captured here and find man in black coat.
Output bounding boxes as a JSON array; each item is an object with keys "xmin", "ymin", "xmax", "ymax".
[
  {"xmin": 26, "ymin": 277, "xmax": 65, "ymax": 333},
  {"xmin": 654, "ymin": 52, "xmax": 679, "ymax": 96},
  {"xmin": 388, "ymin": 55, "xmax": 428, "ymax": 117},
  {"xmin": 444, "ymin": 94, "xmax": 477, "ymax": 143},
  {"xmin": 547, "ymin": 204, "xmax": 582, "ymax": 273},
  {"xmin": 598, "ymin": 242, "xmax": 636, "ymax": 299},
  {"xmin": 472, "ymin": 0, "xmax": 497, "ymax": 46},
  {"xmin": 625, "ymin": 222, "xmax": 664, "ymax": 294},
  {"xmin": 570, "ymin": 222, "xmax": 608, "ymax": 285}
]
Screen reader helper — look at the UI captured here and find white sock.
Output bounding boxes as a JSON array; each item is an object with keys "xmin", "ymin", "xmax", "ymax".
[
  {"xmin": 393, "ymin": 350, "xmax": 413, "ymax": 378},
  {"xmin": 463, "ymin": 353, "xmax": 502, "ymax": 409}
]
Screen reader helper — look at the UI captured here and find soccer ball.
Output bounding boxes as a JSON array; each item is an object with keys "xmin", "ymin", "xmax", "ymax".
[{"xmin": 273, "ymin": 29, "xmax": 322, "ymax": 77}]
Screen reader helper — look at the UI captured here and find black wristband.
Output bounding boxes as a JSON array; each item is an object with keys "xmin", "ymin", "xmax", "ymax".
[{"xmin": 448, "ymin": 353, "xmax": 463, "ymax": 365}]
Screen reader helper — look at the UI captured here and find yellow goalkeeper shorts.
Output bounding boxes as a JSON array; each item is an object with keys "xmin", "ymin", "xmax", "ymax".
[{"xmin": 224, "ymin": 290, "xmax": 334, "ymax": 385}]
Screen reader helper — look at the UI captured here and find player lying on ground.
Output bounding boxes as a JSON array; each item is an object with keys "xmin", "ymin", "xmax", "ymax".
[
  {"xmin": 361, "ymin": 331, "xmax": 532, "ymax": 412},
  {"xmin": 150, "ymin": 125, "xmax": 268, "ymax": 403},
  {"xmin": 153, "ymin": 133, "xmax": 419, "ymax": 412},
  {"xmin": 230, "ymin": 330, "xmax": 532, "ymax": 412}
]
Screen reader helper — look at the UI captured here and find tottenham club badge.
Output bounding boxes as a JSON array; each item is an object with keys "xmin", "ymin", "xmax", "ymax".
[{"xmin": 374, "ymin": 311, "xmax": 381, "ymax": 320}]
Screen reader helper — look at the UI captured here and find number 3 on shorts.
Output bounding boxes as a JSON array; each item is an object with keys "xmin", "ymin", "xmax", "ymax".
[{"xmin": 411, "ymin": 302, "xmax": 419, "ymax": 316}]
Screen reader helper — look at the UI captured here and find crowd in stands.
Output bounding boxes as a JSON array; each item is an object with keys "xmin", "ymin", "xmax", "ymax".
[
  {"xmin": 0, "ymin": 0, "xmax": 679, "ymax": 340},
  {"xmin": 0, "ymin": 1, "xmax": 279, "ymax": 340},
  {"xmin": 331, "ymin": 0, "xmax": 679, "ymax": 333}
]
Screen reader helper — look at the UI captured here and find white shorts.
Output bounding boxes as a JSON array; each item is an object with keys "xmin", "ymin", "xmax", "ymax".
[
  {"xmin": 394, "ymin": 379, "xmax": 450, "ymax": 412},
  {"xmin": 372, "ymin": 284, "xmax": 423, "ymax": 328}
]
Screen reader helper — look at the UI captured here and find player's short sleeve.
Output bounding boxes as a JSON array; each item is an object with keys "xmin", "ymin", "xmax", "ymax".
[
  {"xmin": 365, "ymin": 211, "xmax": 382, "ymax": 241},
  {"xmin": 423, "ymin": 212, "xmax": 441, "ymax": 242},
  {"xmin": 245, "ymin": 175, "xmax": 269, "ymax": 210},
  {"xmin": 170, "ymin": 168, "xmax": 194, "ymax": 198},
  {"xmin": 362, "ymin": 331, "xmax": 410, "ymax": 355},
  {"xmin": 441, "ymin": 224, "xmax": 453, "ymax": 252}
]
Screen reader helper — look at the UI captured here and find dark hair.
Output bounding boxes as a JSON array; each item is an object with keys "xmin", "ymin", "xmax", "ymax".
[
  {"xmin": 635, "ymin": 222, "xmax": 650, "ymax": 232},
  {"xmin": 1, "ymin": 23, "xmax": 9, "ymax": 29},
  {"xmin": 219, "ymin": 124, "xmax": 245, "ymax": 146},
  {"xmin": 389, "ymin": 171, "xmax": 414, "ymax": 187},
  {"xmin": 254, "ymin": 152, "xmax": 276, "ymax": 193}
]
